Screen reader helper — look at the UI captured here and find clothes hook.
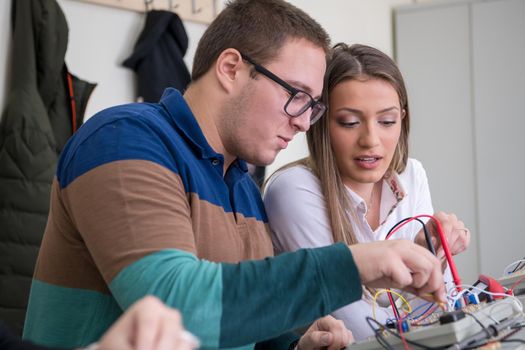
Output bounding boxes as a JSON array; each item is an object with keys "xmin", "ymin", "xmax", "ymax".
[
  {"xmin": 144, "ymin": 0, "xmax": 154, "ymax": 11},
  {"xmin": 191, "ymin": 0, "xmax": 202, "ymax": 14}
]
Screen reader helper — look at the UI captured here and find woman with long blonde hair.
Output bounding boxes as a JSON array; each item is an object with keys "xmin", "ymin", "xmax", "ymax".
[{"xmin": 263, "ymin": 43, "xmax": 471, "ymax": 340}]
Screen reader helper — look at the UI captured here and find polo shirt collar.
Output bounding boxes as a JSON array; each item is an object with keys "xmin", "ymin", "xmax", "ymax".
[
  {"xmin": 159, "ymin": 88, "xmax": 248, "ymax": 173},
  {"xmin": 345, "ymin": 171, "xmax": 407, "ymax": 225},
  {"xmin": 160, "ymin": 88, "xmax": 220, "ymax": 160}
]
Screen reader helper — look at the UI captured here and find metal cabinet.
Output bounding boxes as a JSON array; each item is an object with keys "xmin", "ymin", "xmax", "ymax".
[{"xmin": 394, "ymin": 0, "xmax": 525, "ymax": 282}]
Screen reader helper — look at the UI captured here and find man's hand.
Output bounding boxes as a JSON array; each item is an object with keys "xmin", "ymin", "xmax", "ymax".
[
  {"xmin": 297, "ymin": 315, "xmax": 353, "ymax": 350},
  {"xmin": 349, "ymin": 240, "xmax": 446, "ymax": 303},
  {"xmin": 414, "ymin": 212, "xmax": 470, "ymax": 258},
  {"xmin": 97, "ymin": 296, "xmax": 200, "ymax": 350}
]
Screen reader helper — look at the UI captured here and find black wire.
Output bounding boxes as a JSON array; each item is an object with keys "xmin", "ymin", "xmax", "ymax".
[
  {"xmin": 511, "ymin": 256, "xmax": 525, "ymax": 273},
  {"xmin": 451, "ymin": 316, "xmax": 522, "ymax": 350},
  {"xmin": 420, "ymin": 219, "xmax": 436, "ymax": 256},
  {"xmin": 501, "ymin": 339, "xmax": 525, "ymax": 344},
  {"xmin": 375, "ymin": 331, "xmax": 396, "ymax": 350},
  {"xmin": 387, "ymin": 217, "xmax": 436, "ymax": 255},
  {"xmin": 511, "ymin": 322, "xmax": 525, "ymax": 330},
  {"xmin": 365, "ymin": 308, "xmax": 524, "ymax": 350},
  {"xmin": 450, "ymin": 335, "xmax": 492, "ymax": 349},
  {"xmin": 366, "ymin": 316, "xmax": 446, "ymax": 350},
  {"xmin": 387, "ymin": 290, "xmax": 402, "ymax": 322},
  {"xmin": 385, "ymin": 217, "xmax": 437, "ymax": 325},
  {"xmin": 369, "ymin": 318, "xmax": 396, "ymax": 350},
  {"xmin": 463, "ymin": 323, "xmax": 525, "ymax": 349},
  {"xmin": 499, "ymin": 323, "xmax": 525, "ymax": 346},
  {"xmin": 464, "ymin": 312, "xmax": 491, "ymax": 339}
]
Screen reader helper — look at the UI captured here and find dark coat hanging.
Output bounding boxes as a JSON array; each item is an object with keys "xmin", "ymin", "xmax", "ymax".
[
  {"xmin": 0, "ymin": 0, "xmax": 95, "ymax": 335},
  {"xmin": 123, "ymin": 10, "xmax": 191, "ymax": 102}
]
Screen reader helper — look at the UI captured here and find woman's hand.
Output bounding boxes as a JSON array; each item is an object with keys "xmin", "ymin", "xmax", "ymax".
[{"xmin": 415, "ymin": 211, "xmax": 471, "ymax": 258}]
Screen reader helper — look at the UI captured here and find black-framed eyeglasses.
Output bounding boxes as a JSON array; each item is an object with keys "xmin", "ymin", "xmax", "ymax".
[{"xmin": 241, "ymin": 53, "xmax": 326, "ymax": 125}]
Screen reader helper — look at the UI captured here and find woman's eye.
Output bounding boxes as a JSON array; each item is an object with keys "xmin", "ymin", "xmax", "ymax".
[
  {"xmin": 339, "ymin": 121, "xmax": 359, "ymax": 128},
  {"xmin": 380, "ymin": 120, "xmax": 397, "ymax": 126}
]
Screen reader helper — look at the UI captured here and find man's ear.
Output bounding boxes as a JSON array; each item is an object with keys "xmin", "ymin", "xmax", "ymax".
[{"xmin": 215, "ymin": 49, "xmax": 245, "ymax": 93}]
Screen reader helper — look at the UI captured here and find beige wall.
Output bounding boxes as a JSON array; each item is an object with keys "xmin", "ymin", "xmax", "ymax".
[
  {"xmin": 61, "ymin": 0, "xmax": 208, "ymax": 118},
  {"xmin": 0, "ymin": 0, "xmax": 416, "ymax": 165}
]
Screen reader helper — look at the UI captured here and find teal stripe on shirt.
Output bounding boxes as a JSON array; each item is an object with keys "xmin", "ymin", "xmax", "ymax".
[
  {"xmin": 220, "ymin": 243, "xmax": 362, "ymax": 347},
  {"xmin": 110, "ymin": 244, "xmax": 361, "ymax": 349},
  {"xmin": 25, "ymin": 245, "xmax": 360, "ymax": 349},
  {"xmin": 110, "ymin": 249, "xmax": 224, "ymax": 349},
  {"xmin": 23, "ymin": 280, "xmax": 122, "ymax": 348}
]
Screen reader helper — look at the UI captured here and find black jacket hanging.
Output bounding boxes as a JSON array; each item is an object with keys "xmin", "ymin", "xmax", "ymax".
[
  {"xmin": 0, "ymin": 0, "xmax": 95, "ymax": 336},
  {"xmin": 123, "ymin": 10, "xmax": 191, "ymax": 102}
]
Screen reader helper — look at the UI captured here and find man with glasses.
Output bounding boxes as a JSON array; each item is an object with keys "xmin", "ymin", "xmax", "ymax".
[
  {"xmin": 25, "ymin": 0, "xmax": 446, "ymax": 349},
  {"xmin": 241, "ymin": 53, "xmax": 327, "ymax": 125}
]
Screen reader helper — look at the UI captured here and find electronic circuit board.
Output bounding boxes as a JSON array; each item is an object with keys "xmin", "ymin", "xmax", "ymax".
[
  {"xmin": 345, "ymin": 298, "xmax": 524, "ymax": 350},
  {"xmin": 498, "ymin": 269, "xmax": 525, "ymax": 308}
]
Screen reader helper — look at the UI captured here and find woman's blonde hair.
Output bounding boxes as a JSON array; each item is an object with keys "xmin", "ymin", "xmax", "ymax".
[{"xmin": 306, "ymin": 43, "xmax": 411, "ymax": 245}]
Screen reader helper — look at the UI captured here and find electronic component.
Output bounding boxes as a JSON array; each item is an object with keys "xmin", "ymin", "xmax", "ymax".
[
  {"xmin": 344, "ymin": 298, "xmax": 523, "ymax": 350},
  {"xmin": 467, "ymin": 293, "xmax": 479, "ymax": 305},
  {"xmin": 472, "ymin": 275, "xmax": 505, "ymax": 295},
  {"xmin": 439, "ymin": 310, "xmax": 465, "ymax": 325},
  {"xmin": 469, "ymin": 274, "xmax": 506, "ymax": 302},
  {"xmin": 498, "ymin": 268, "xmax": 525, "ymax": 309}
]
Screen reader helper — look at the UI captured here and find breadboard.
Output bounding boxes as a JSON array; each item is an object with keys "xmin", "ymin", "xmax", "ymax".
[
  {"xmin": 498, "ymin": 269, "xmax": 525, "ymax": 309},
  {"xmin": 345, "ymin": 298, "xmax": 523, "ymax": 350},
  {"xmin": 498, "ymin": 269, "xmax": 525, "ymax": 289}
]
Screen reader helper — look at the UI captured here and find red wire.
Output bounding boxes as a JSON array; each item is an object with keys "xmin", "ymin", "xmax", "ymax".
[
  {"xmin": 383, "ymin": 214, "xmax": 462, "ymax": 349},
  {"xmin": 387, "ymin": 291, "xmax": 400, "ymax": 320},
  {"xmin": 385, "ymin": 214, "xmax": 462, "ymax": 293},
  {"xmin": 389, "ymin": 292, "xmax": 410, "ymax": 350},
  {"xmin": 66, "ymin": 72, "xmax": 78, "ymax": 133},
  {"xmin": 397, "ymin": 318, "xmax": 411, "ymax": 350},
  {"xmin": 386, "ymin": 217, "xmax": 422, "ymax": 240},
  {"xmin": 509, "ymin": 274, "xmax": 525, "ymax": 292}
]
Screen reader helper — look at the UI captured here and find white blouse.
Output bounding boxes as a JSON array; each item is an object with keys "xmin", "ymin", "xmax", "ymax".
[{"xmin": 263, "ymin": 158, "xmax": 453, "ymax": 341}]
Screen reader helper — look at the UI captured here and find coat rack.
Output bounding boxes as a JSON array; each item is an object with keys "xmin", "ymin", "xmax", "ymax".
[{"xmin": 72, "ymin": 0, "xmax": 218, "ymax": 24}]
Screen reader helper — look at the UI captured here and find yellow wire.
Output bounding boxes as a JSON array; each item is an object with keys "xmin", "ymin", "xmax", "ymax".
[{"xmin": 372, "ymin": 289, "xmax": 413, "ymax": 321}]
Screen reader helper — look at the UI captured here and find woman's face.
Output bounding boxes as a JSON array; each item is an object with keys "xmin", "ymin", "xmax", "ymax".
[{"xmin": 329, "ymin": 78, "xmax": 404, "ymax": 189}]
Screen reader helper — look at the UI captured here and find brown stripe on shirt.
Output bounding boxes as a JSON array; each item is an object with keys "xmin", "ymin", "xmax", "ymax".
[
  {"xmin": 190, "ymin": 193, "xmax": 273, "ymax": 262},
  {"xmin": 34, "ymin": 178, "xmax": 110, "ymax": 293},
  {"xmin": 35, "ymin": 160, "xmax": 273, "ymax": 291}
]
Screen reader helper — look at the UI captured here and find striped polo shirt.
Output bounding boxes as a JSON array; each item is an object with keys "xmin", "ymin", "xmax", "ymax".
[{"xmin": 24, "ymin": 88, "xmax": 362, "ymax": 350}]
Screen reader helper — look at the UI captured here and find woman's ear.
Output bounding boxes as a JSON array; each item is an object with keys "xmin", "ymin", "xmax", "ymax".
[
  {"xmin": 214, "ymin": 49, "xmax": 245, "ymax": 93},
  {"xmin": 401, "ymin": 108, "xmax": 407, "ymax": 120}
]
